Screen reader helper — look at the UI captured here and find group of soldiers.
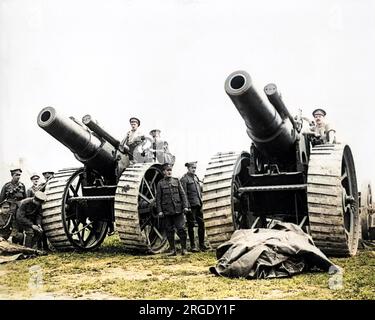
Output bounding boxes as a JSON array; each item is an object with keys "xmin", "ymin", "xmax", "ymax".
[
  {"xmin": 0, "ymin": 109, "xmax": 334, "ymax": 254},
  {"xmin": 0, "ymin": 169, "xmax": 54, "ymax": 249},
  {"xmin": 156, "ymin": 162, "xmax": 209, "ymax": 256}
]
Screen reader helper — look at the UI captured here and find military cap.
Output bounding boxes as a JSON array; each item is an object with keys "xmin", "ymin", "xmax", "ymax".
[
  {"xmin": 185, "ymin": 161, "xmax": 197, "ymax": 168},
  {"xmin": 129, "ymin": 117, "xmax": 141, "ymax": 126},
  {"xmin": 42, "ymin": 171, "xmax": 54, "ymax": 176},
  {"xmin": 10, "ymin": 168, "xmax": 22, "ymax": 175},
  {"xmin": 161, "ymin": 163, "xmax": 172, "ymax": 171},
  {"xmin": 0, "ymin": 199, "xmax": 11, "ymax": 207},
  {"xmin": 149, "ymin": 129, "xmax": 161, "ymax": 135},
  {"xmin": 34, "ymin": 191, "xmax": 47, "ymax": 202},
  {"xmin": 312, "ymin": 108, "xmax": 326, "ymax": 117},
  {"xmin": 30, "ymin": 173, "xmax": 40, "ymax": 180}
]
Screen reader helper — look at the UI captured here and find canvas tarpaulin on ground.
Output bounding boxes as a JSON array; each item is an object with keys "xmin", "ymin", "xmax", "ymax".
[{"xmin": 209, "ymin": 221, "xmax": 338, "ymax": 279}]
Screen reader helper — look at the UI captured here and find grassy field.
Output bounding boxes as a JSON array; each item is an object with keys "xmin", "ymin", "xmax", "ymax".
[{"xmin": 0, "ymin": 235, "xmax": 374, "ymax": 300}]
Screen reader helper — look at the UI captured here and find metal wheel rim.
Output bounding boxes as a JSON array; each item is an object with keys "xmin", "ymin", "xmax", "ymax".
[
  {"xmin": 138, "ymin": 165, "xmax": 167, "ymax": 253},
  {"xmin": 61, "ymin": 169, "xmax": 108, "ymax": 249},
  {"xmin": 341, "ymin": 147, "xmax": 359, "ymax": 249},
  {"xmin": 231, "ymin": 152, "xmax": 252, "ymax": 229}
]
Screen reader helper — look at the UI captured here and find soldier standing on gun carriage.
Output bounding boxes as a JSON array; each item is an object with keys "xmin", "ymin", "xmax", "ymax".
[
  {"xmin": 180, "ymin": 162, "xmax": 209, "ymax": 252},
  {"xmin": 156, "ymin": 163, "xmax": 189, "ymax": 256},
  {"xmin": 15, "ymin": 191, "xmax": 47, "ymax": 249},
  {"xmin": 26, "ymin": 173, "xmax": 40, "ymax": 198},
  {"xmin": 121, "ymin": 117, "xmax": 145, "ymax": 162},
  {"xmin": 0, "ymin": 168, "xmax": 27, "ymax": 242},
  {"xmin": 310, "ymin": 108, "xmax": 336, "ymax": 144}
]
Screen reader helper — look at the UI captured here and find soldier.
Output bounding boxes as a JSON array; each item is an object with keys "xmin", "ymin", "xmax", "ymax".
[
  {"xmin": 156, "ymin": 163, "xmax": 189, "ymax": 256},
  {"xmin": 120, "ymin": 117, "xmax": 145, "ymax": 162},
  {"xmin": 310, "ymin": 108, "xmax": 336, "ymax": 144},
  {"xmin": 27, "ymin": 173, "xmax": 40, "ymax": 197},
  {"xmin": 15, "ymin": 191, "xmax": 47, "ymax": 249},
  {"xmin": 0, "ymin": 168, "xmax": 27, "ymax": 237},
  {"xmin": 180, "ymin": 162, "xmax": 209, "ymax": 252},
  {"xmin": 38, "ymin": 171, "xmax": 54, "ymax": 192},
  {"xmin": 0, "ymin": 200, "xmax": 12, "ymax": 240},
  {"xmin": 149, "ymin": 129, "xmax": 175, "ymax": 164}
]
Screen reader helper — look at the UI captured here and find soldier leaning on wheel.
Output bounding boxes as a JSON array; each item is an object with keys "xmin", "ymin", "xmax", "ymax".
[
  {"xmin": 309, "ymin": 108, "xmax": 336, "ymax": 145},
  {"xmin": 156, "ymin": 163, "xmax": 189, "ymax": 256},
  {"xmin": 15, "ymin": 191, "xmax": 47, "ymax": 249},
  {"xmin": 180, "ymin": 161, "xmax": 209, "ymax": 252}
]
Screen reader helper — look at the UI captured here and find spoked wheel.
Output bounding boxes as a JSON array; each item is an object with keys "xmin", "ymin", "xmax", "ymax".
[
  {"xmin": 360, "ymin": 181, "xmax": 373, "ymax": 240},
  {"xmin": 307, "ymin": 144, "xmax": 360, "ymax": 256},
  {"xmin": 202, "ymin": 152, "xmax": 250, "ymax": 249},
  {"xmin": 41, "ymin": 168, "xmax": 109, "ymax": 250},
  {"xmin": 114, "ymin": 163, "xmax": 168, "ymax": 254}
]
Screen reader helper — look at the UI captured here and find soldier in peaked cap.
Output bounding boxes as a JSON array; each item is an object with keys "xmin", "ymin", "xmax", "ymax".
[
  {"xmin": 156, "ymin": 163, "xmax": 189, "ymax": 256},
  {"xmin": 14, "ymin": 191, "xmax": 47, "ymax": 248},
  {"xmin": 0, "ymin": 168, "xmax": 27, "ymax": 237},
  {"xmin": 310, "ymin": 108, "xmax": 336, "ymax": 144},
  {"xmin": 180, "ymin": 162, "xmax": 209, "ymax": 252},
  {"xmin": 120, "ymin": 117, "xmax": 146, "ymax": 162},
  {"xmin": 27, "ymin": 173, "xmax": 41, "ymax": 198},
  {"xmin": 149, "ymin": 129, "xmax": 175, "ymax": 164}
]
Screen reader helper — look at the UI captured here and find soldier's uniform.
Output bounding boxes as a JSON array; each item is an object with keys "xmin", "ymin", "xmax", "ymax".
[
  {"xmin": 180, "ymin": 162, "xmax": 208, "ymax": 252},
  {"xmin": 310, "ymin": 108, "xmax": 336, "ymax": 144},
  {"xmin": 121, "ymin": 117, "xmax": 144, "ymax": 161},
  {"xmin": 15, "ymin": 192, "xmax": 46, "ymax": 248},
  {"xmin": 0, "ymin": 200, "xmax": 13, "ymax": 240},
  {"xmin": 0, "ymin": 169, "xmax": 27, "ymax": 242},
  {"xmin": 149, "ymin": 129, "xmax": 175, "ymax": 164},
  {"xmin": 27, "ymin": 173, "xmax": 41, "ymax": 197},
  {"xmin": 156, "ymin": 165, "xmax": 189, "ymax": 255}
]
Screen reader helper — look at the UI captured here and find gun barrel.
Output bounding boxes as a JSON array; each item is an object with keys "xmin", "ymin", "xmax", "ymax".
[
  {"xmin": 37, "ymin": 107, "xmax": 117, "ymax": 176},
  {"xmin": 225, "ymin": 71, "xmax": 296, "ymax": 160},
  {"xmin": 82, "ymin": 115, "xmax": 121, "ymax": 149}
]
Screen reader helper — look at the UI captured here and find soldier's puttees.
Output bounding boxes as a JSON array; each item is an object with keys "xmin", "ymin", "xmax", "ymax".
[
  {"xmin": 156, "ymin": 163, "xmax": 189, "ymax": 256},
  {"xmin": 14, "ymin": 191, "xmax": 47, "ymax": 249},
  {"xmin": 180, "ymin": 161, "xmax": 209, "ymax": 252}
]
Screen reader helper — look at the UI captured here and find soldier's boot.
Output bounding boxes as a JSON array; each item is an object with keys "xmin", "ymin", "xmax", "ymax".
[
  {"xmin": 188, "ymin": 228, "xmax": 199, "ymax": 252},
  {"xmin": 198, "ymin": 227, "xmax": 209, "ymax": 251},
  {"xmin": 181, "ymin": 240, "xmax": 188, "ymax": 256},
  {"xmin": 107, "ymin": 222, "xmax": 115, "ymax": 236},
  {"xmin": 166, "ymin": 235, "xmax": 177, "ymax": 256},
  {"xmin": 24, "ymin": 231, "xmax": 34, "ymax": 248}
]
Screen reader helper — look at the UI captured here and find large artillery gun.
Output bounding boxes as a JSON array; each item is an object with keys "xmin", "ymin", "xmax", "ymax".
[
  {"xmin": 202, "ymin": 71, "xmax": 360, "ymax": 257},
  {"xmin": 37, "ymin": 107, "xmax": 168, "ymax": 253}
]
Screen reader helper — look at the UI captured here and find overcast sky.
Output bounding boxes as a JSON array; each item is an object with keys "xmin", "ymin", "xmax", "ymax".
[{"xmin": 0, "ymin": 0, "xmax": 374, "ymax": 188}]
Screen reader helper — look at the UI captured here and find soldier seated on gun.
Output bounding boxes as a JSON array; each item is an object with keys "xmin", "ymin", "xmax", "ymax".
[
  {"xmin": 149, "ymin": 129, "xmax": 175, "ymax": 164},
  {"xmin": 0, "ymin": 200, "xmax": 12, "ymax": 240},
  {"xmin": 15, "ymin": 191, "xmax": 47, "ymax": 249},
  {"xmin": 156, "ymin": 163, "xmax": 189, "ymax": 256},
  {"xmin": 27, "ymin": 173, "xmax": 40, "ymax": 198},
  {"xmin": 120, "ymin": 117, "xmax": 145, "ymax": 162},
  {"xmin": 310, "ymin": 108, "xmax": 336, "ymax": 145},
  {"xmin": 38, "ymin": 171, "xmax": 54, "ymax": 192}
]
